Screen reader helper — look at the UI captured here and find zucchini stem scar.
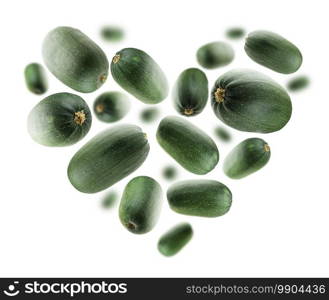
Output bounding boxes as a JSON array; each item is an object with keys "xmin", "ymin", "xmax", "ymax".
[
  {"xmin": 112, "ymin": 54, "xmax": 121, "ymax": 64},
  {"xmin": 264, "ymin": 144, "xmax": 270, "ymax": 152},
  {"xmin": 184, "ymin": 108, "xmax": 194, "ymax": 115},
  {"xmin": 74, "ymin": 110, "xmax": 86, "ymax": 125},
  {"xmin": 95, "ymin": 104, "xmax": 105, "ymax": 113},
  {"xmin": 127, "ymin": 221, "xmax": 136, "ymax": 231},
  {"xmin": 143, "ymin": 133, "xmax": 148, "ymax": 140},
  {"xmin": 99, "ymin": 74, "xmax": 107, "ymax": 83},
  {"xmin": 215, "ymin": 88, "xmax": 225, "ymax": 103}
]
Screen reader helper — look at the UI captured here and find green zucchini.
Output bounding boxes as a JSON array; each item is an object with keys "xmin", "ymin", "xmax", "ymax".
[
  {"xmin": 162, "ymin": 165, "xmax": 178, "ymax": 180},
  {"xmin": 156, "ymin": 116, "xmax": 219, "ymax": 174},
  {"xmin": 158, "ymin": 223, "xmax": 193, "ymax": 256},
  {"xmin": 111, "ymin": 48, "xmax": 169, "ymax": 104},
  {"xmin": 172, "ymin": 68, "xmax": 208, "ymax": 117},
  {"xmin": 196, "ymin": 41, "xmax": 234, "ymax": 69},
  {"xmin": 27, "ymin": 93, "xmax": 91, "ymax": 147},
  {"xmin": 24, "ymin": 63, "xmax": 48, "ymax": 95},
  {"xmin": 101, "ymin": 26, "xmax": 124, "ymax": 42},
  {"xmin": 101, "ymin": 190, "xmax": 118, "ymax": 209},
  {"xmin": 42, "ymin": 26, "xmax": 109, "ymax": 93},
  {"xmin": 287, "ymin": 75, "xmax": 310, "ymax": 92},
  {"xmin": 224, "ymin": 138, "xmax": 271, "ymax": 179},
  {"xmin": 93, "ymin": 91, "xmax": 130, "ymax": 123},
  {"xmin": 140, "ymin": 107, "xmax": 160, "ymax": 123},
  {"xmin": 226, "ymin": 27, "xmax": 246, "ymax": 39},
  {"xmin": 211, "ymin": 69, "xmax": 292, "ymax": 133},
  {"xmin": 67, "ymin": 124, "xmax": 150, "ymax": 193},
  {"xmin": 214, "ymin": 126, "xmax": 231, "ymax": 142},
  {"xmin": 245, "ymin": 30, "xmax": 303, "ymax": 74},
  {"xmin": 167, "ymin": 180, "xmax": 232, "ymax": 217},
  {"xmin": 119, "ymin": 176, "xmax": 163, "ymax": 234}
]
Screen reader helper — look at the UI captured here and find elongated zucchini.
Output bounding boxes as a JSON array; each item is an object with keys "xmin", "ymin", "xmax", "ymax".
[
  {"xmin": 287, "ymin": 75, "xmax": 310, "ymax": 92},
  {"xmin": 156, "ymin": 116, "xmax": 219, "ymax": 174},
  {"xmin": 67, "ymin": 124, "xmax": 150, "ymax": 193},
  {"xmin": 43, "ymin": 26, "xmax": 109, "ymax": 93},
  {"xmin": 27, "ymin": 93, "xmax": 91, "ymax": 147},
  {"xmin": 158, "ymin": 223, "xmax": 193, "ymax": 256},
  {"xmin": 245, "ymin": 30, "xmax": 302, "ymax": 74},
  {"xmin": 111, "ymin": 48, "xmax": 169, "ymax": 104},
  {"xmin": 211, "ymin": 69, "xmax": 292, "ymax": 133},
  {"xmin": 172, "ymin": 68, "xmax": 208, "ymax": 117},
  {"xmin": 167, "ymin": 179, "xmax": 232, "ymax": 217},
  {"xmin": 119, "ymin": 176, "xmax": 163, "ymax": 234},
  {"xmin": 224, "ymin": 138, "xmax": 271, "ymax": 179},
  {"xmin": 24, "ymin": 63, "xmax": 48, "ymax": 95}
]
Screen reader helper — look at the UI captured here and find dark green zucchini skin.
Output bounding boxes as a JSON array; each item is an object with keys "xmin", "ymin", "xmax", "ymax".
[
  {"xmin": 111, "ymin": 48, "xmax": 169, "ymax": 104},
  {"xmin": 140, "ymin": 107, "xmax": 160, "ymax": 123},
  {"xmin": 214, "ymin": 126, "xmax": 231, "ymax": 142},
  {"xmin": 196, "ymin": 41, "xmax": 234, "ymax": 69},
  {"xmin": 24, "ymin": 63, "xmax": 48, "ymax": 95},
  {"xmin": 167, "ymin": 180, "xmax": 232, "ymax": 217},
  {"xmin": 226, "ymin": 27, "xmax": 246, "ymax": 40},
  {"xmin": 245, "ymin": 30, "xmax": 303, "ymax": 74},
  {"xmin": 172, "ymin": 68, "xmax": 208, "ymax": 117},
  {"xmin": 211, "ymin": 69, "xmax": 292, "ymax": 133},
  {"xmin": 158, "ymin": 223, "xmax": 193, "ymax": 256},
  {"xmin": 27, "ymin": 93, "xmax": 92, "ymax": 147},
  {"xmin": 119, "ymin": 176, "xmax": 163, "ymax": 234},
  {"xmin": 42, "ymin": 26, "xmax": 109, "ymax": 93},
  {"xmin": 101, "ymin": 26, "xmax": 124, "ymax": 42},
  {"xmin": 162, "ymin": 165, "xmax": 178, "ymax": 181},
  {"xmin": 67, "ymin": 124, "xmax": 150, "ymax": 193},
  {"xmin": 156, "ymin": 116, "xmax": 219, "ymax": 174},
  {"xmin": 224, "ymin": 138, "xmax": 271, "ymax": 179},
  {"xmin": 101, "ymin": 190, "xmax": 118, "ymax": 209},
  {"xmin": 93, "ymin": 91, "xmax": 130, "ymax": 123},
  {"xmin": 287, "ymin": 75, "xmax": 310, "ymax": 91}
]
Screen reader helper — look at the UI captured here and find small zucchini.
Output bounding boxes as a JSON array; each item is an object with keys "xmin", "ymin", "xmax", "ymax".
[
  {"xmin": 226, "ymin": 27, "xmax": 246, "ymax": 40},
  {"xmin": 158, "ymin": 223, "xmax": 193, "ymax": 257},
  {"xmin": 167, "ymin": 179, "xmax": 232, "ymax": 217},
  {"xmin": 101, "ymin": 26, "xmax": 124, "ymax": 42},
  {"xmin": 196, "ymin": 41, "xmax": 234, "ymax": 69},
  {"xmin": 224, "ymin": 138, "xmax": 271, "ymax": 179},
  {"xmin": 211, "ymin": 69, "xmax": 292, "ymax": 133},
  {"xmin": 24, "ymin": 63, "xmax": 48, "ymax": 95},
  {"xmin": 140, "ymin": 107, "xmax": 160, "ymax": 123},
  {"xmin": 119, "ymin": 176, "xmax": 163, "ymax": 234},
  {"xmin": 214, "ymin": 126, "xmax": 231, "ymax": 142},
  {"xmin": 101, "ymin": 190, "xmax": 118, "ymax": 209},
  {"xmin": 27, "ymin": 93, "xmax": 91, "ymax": 147},
  {"xmin": 162, "ymin": 165, "xmax": 178, "ymax": 181},
  {"xmin": 67, "ymin": 124, "xmax": 150, "ymax": 193},
  {"xmin": 42, "ymin": 26, "xmax": 109, "ymax": 93},
  {"xmin": 156, "ymin": 116, "xmax": 219, "ymax": 175},
  {"xmin": 93, "ymin": 91, "xmax": 130, "ymax": 123},
  {"xmin": 287, "ymin": 75, "xmax": 310, "ymax": 92},
  {"xmin": 172, "ymin": 68, "xmax": 208, "ymax": 117},
  {"xmin": 245, "ymin": 30, "xmax": 302, "ymax": 74},
  {"xmin": 111, "ymin": 48, "xmax": 169, "ymax": 104}
]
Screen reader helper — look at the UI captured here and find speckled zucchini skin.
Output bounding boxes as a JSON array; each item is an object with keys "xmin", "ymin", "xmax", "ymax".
[
  {"xmin": 224, "ymin": 138, "xmax": 271, "ymax": 179},
  {"xmin": 67, "ymin": 124, "xmax": 150, "ymax": 193},
  {"xmin": 211, "ymin": 69, "xmax": 292, "ymax": 133},
  {"xmin": 167, "ymin": 180, "xmax": 232, "ymax": 217},
  {"xmin": 119, "ymin": 176, "xmax": 163, "ymax": 234},
  {"xmin": 156, "ymin": 116, "xmax": 219, "ymax": 174},
  {"xmin": 172, "ymin": 68, "xmax": 208, "ymax": 117},
  {"xmin": 27, "ymin": 93, "xmax": 91, "ymax": 147},
  {"xmin": 42, "ymin": 26, "xmax": 109, "ymax": 93},
  {"xmin": 245, "ymin": 30, "xmax": 302, "ymax": 74},
  {"xmin": 111, "ymin": 48, "xmax": 169, "ymax": 104}
]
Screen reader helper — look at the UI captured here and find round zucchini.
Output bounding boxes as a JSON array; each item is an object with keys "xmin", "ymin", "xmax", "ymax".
[
  {"xmin": 162, "ymin": 165, "xmax": 178, "ymax": 181},
  {"xmin": 172, "ymin": 68, "xmax": 208, "ymax": 117},
  {"xmin": 224, "ymin": 138, "xmax": 271, "ymax": 179},
  {"xmin": 158, "ymin": 223, "xmax": 193, "ymax": 257},
  {"xmin": 24, "ymin": 63, "xmax": 48, "ymax": 95},
  {"xmin": 42, "ymin": 26, "xmax": 109, "ymax": 93},
  {"xmin": 167, "ymin": 180, "xmax": 232, "ymax": 217},
  {"xmin": 211, "ymin": 69, "xmax": 292, "ymax": 133},
  {"xmin": 27, "ymin": 93, "xmax": 92, "ymax": 147},
  {"xmin": 287, "ymin": 75, "xmax": 310, "ymax": 92},
  {"xmin": 245, "ymin": 30, "xmax": 303, "ymax": 74},
  {"xmin": 156, "ymin": 116, "xmax": 219, "ymax": 175},
  {"xmin": 93, "ymin": 91, "xmax": 130, "ymax": 123},
  {"xmin": 67, "ymin": 124, "xmax": 150, "ymax": 193},
  {"xmin": 196, "ymin": 41, "xmax": 234, "ymax": 69},
  {"xmin": 111, "ymin": 48, "xmax": 169, "ymax": 104},
  {"xmin": 119, "ymin": 176, "xmax": 163, "ymax": 234}
]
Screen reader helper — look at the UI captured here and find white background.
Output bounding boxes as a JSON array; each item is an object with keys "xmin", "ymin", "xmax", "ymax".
[{"xmin": 0, "ymin": 0, "xmax": 328, "ymax": 277}]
